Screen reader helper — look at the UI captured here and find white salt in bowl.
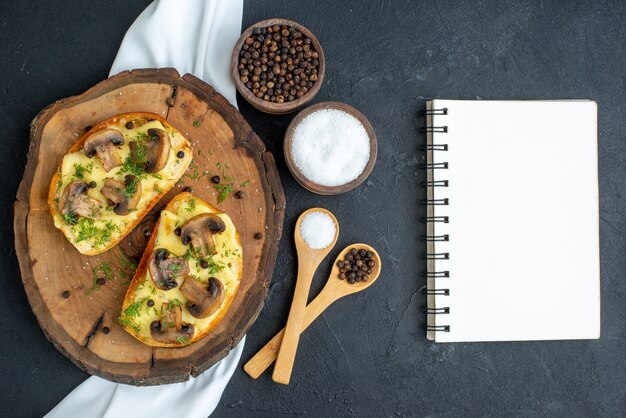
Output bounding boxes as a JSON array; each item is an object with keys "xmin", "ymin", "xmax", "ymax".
[{"xmin": 284, "ymin": 102, "xmax": 377, "ymax": 195}]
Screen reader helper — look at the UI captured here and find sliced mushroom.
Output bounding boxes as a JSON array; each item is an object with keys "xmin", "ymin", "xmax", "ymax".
[
  {"xmin": 180, "ymin": 276, "xmax": 225, "ymax": 319},
  {"xmin": 100, "ymin": 175, "xmax": 142, "ymax": 216},
  {"xmin": 180, "ymin": 213, "xmax": 226, "ymax": 257},
  {"xmin": 144, "ymin": 128, "xmax": 171, "ymax": 173},
  {"xmin": 148, "ymin": 248, "xmax": 190, "ymax": 290},
  {"xmin": 83, "ymin": 129, "xmax": 125, "ymax": 172},
  {"xmin": 149, "ymin": 303, "xmax": 194, "ymax": 344},
  {"xmin": 60, "ymin": 180, "xmax": 102, "ymax": 219}
]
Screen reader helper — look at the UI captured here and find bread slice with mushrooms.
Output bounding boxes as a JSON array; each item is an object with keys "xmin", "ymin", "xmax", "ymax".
[
  {"xmin": 119, "ymin": 192, "xmax": 242, "ymax": 348},
  {"xmin": 48, "ymin": 112, "xmax": 193, "ymax": 255}
]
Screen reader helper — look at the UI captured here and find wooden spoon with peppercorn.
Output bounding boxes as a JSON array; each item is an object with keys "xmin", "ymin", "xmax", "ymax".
[{"xmin": 245, "ymin": 243, "xmax": 381, "ymax": 380}]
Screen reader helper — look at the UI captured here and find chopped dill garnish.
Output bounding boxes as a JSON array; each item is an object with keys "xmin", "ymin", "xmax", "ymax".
[
  {"xmin": 176, "ymin": 336, "xmax": 191, "ymax": 346},
  {"xmin": 240, "ymin": 180, "xmax": 250, "ymax": 187},
  {"xmin": 215, "ymin": 162, "xmax": 233, "ymax": 181},
  {"xmin": 168, "ymin": 298, "xmax": 184, "ymax": 310},
  {"xmin": 193, "ymin": 120, "xmax": 201, "ymax": 127},
  {"xmin": 73, "ymin": 219, "xmax": 120, "ymax": 249},
  {"xmin": 124, "ymin": 296, "xmax": 149, "ymax": 318},
  {"xmin": 62, "ymin": 205, "xmax": 78, "ymax": 225},
  {"xmin": 215, "ymin": 183, "xmax": 232, "ymax": 203},
  {"xmin": 123, "ymin": 176, "xmax": 139, "ymax": 198},
  {"xmin": 101, "ymin": 262, "xmax": 114, "ymax": 281},
  {"xmin": 185, "ymin": 198, "xmax": 197, "ymax": 213},
  {"xmin": 167, "ymin": 263, "xmax": 182, "ymax": 273},
  {"xmin": 119, "ymin": 133, "xmax": 149, "ymax": 179},
  {"xmin": 117, "ymin": 249, "xmax": 138, "ymax": 272},
  {"xmin": 55, "ymin": 169, "xmax": 63, "ymax": 193},
  {"xmin": 84, "ymin": 266, "xmax": 101, "ymax": 296},
  {"xmin": 184, "ymin": 246, "xmax": 225, "ymax": 273},
  {"xmin": 73, "ymin": 162, "xmax": 93, "ymax": 180}
]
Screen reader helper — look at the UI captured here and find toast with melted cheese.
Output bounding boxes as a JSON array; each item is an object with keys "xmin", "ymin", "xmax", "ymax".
[
  {"xmin": 119, "ymin": 192, "xmax": 242, "ymax": 348},
  {"xmin": 48, "ymin": 112, "xmax": 193, "ymax": 255}
]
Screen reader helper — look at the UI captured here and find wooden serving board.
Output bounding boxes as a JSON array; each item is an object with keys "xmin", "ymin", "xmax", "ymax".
[{"xmin": 13, "ymin": 68, "xmax": 285, "ymax": 385}]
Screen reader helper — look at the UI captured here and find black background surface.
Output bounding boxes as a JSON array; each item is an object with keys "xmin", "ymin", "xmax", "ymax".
[{"xmin": 1, "ymin": 1, "xmax": 625, "ymax": 417}]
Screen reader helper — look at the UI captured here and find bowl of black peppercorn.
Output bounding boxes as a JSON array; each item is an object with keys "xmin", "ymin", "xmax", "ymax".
[{"xmin": 231, "ymin": 18, "xmax": 325, "ymax": 115}]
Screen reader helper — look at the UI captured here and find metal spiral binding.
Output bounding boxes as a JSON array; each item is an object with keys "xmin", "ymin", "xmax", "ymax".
[
  {"xmin": 424, "ymin": 307, "xmax": 450, "ymax": 314},
  {"xmin": 421, "ymin": 199, "xmax": 449, "ymax": 206},
  {"xmin": 422, "ymin": 252, "xmax": 449, "ymax": 260},
  {"xmin": 423, "ymin": 288, "xmax": 450, "ymax": 296},
  {"xmin": 422, "ymin": 107, "xmax": 450, "ymax": 334},
  {"xmin": 423, "ymin": 271, "xmax": 450, "ymax": 278},
  {"xmin": 421, "ymin": 107, "xmax": 448, "ymax": 116},
  {"xmin": 420, "ymin": 180, "xmax": 448, "ymax": 187},
  {"xmin": 421, "ymin": 216, "xmax": 449, "ymax": 223},
  {"xmin": 421, "ymin": 162, "xmax": 448, "ymax": 169},
  {"xmin": 423, "ymin": 234, "xmax": 449, "ymax": 242},
  {"xmin": 426, "ymin": 325, "xmax": 450, "ymax": 332},
  {"xmin": 420, "ymin": 126, "xmax": 448, "ymax": 133},
  {"xmin": 419, "ymin": 144, "xmax": 448, "ymax": 151}
]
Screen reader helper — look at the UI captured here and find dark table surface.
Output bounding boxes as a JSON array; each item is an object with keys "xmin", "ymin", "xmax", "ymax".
[{"xmin": 2, "ymin": 1, "xmax": 625, "ymax": 417}]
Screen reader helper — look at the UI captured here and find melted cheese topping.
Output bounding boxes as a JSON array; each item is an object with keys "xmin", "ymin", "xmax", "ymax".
[
  {"xmin": 52, "ymin": 119, "xmax": 191, "ymax": 254},
  {"xmin": 123, "ymin": 195, "xmax": 242, "ymax": 344}
]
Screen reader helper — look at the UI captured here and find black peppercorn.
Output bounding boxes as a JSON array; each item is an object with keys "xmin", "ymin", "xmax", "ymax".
[
  {"xmin": 254, "ymin": 232, "xmax": 263, "ymax": 240},
  {"xmin": 125, "ymin": 121, "xmax": 134, "ymax": 129},
  {"xmin": 238, "ymin": 24, "xmax": 319, "ymax": 104},
  {"xmin": 177, "ymin": 151, "xmax": 185, "ymax": 158},
  {"xmin": 147, "ymin": 299, "xmax": 155, "ymax": 307},
  {"xmin": 183, "ymin": 186, "xmax": 192, "ymax": 192},
  {"xmin": 174, "ymin": 227, "xmax": 181, "ymax": 236},
  {"xmin": 336, "ymin": 247, "xmax": 377, "ymax": 285},
  {"xmin": 102, "ymin": 327, "xmax": 110, "ymax": 334},
  {"xmin": 97, "ymin": 277, "xmax": 106, "ymax": 286},
  {"xmin": 211, "ymin": 175, "xmax": 221, "ymax": 184},
  {"xmin": 88, "ymin": 181, "xmax": 97, "ymax": 188},
  {"xmin": 62, "ymin": 290, "xmax": 70, "ymax": 299},
  {"xmin": 201, "ymin": 260, "xmax": 209, "ymax": 269},
  {"xmin": 235, "ymin": 190, "xmax": 244, "ymax": 199}
]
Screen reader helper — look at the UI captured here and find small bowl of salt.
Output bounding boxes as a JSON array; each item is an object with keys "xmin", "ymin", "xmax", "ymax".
[{"xmin": 284, "ymin": 101, "xmax": 377, "ymax": 195}]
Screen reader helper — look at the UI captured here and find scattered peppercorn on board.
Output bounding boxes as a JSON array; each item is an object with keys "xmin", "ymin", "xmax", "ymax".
[{"xmin": 14, "ymin": 68, "xmax": 285, "ymax": 385}]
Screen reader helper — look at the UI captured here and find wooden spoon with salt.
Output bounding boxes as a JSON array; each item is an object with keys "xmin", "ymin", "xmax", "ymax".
[
  {"xmin": 245, "ymin": 243, "xmax": 381, "ymax": 379},
  {"xmin": 272, "ymin": 208, "xmax": 339, "ymax": 385}
]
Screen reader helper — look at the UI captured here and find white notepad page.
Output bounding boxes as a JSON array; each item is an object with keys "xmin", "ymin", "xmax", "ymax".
[{"xmin": 427, "ymin": 100, "xmax": 600, "ymax": 342}]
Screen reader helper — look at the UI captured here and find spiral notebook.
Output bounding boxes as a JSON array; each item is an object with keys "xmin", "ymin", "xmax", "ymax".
[{"xmin": 424, "ymin": 100, "xmax": 600, "ymax": 343}]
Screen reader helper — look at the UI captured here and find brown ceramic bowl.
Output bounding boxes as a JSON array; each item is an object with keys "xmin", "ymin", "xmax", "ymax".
[
  {"xmin": 231, "ymin": 18, "xmax": 325, "ymax": 115},
  {"xmin": 284, "ymin": 101, "xmax": 377, "ymax": 195}
]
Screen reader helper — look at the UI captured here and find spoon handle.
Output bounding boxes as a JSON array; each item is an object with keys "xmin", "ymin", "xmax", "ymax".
[
  {"xmin": 244, "ymin": 286, "xmax": 339, "ymax": 379},
  {"xmin": 272, "ymin": 261, "xmax": 318, "ymax": 384}
]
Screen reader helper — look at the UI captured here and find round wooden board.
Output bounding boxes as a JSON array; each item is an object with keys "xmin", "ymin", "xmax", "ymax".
[{"xmin": 13, "ymin": 68, "xmax": 285, "ymax": 385}]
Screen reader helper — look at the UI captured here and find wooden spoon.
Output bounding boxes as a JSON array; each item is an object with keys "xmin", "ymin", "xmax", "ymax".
[
  {"xmin": 246, "ymin": 243, "xmax": 381, "ymax": 380},
  {"xmin": 272, "ymin": 208, "xmax": 339, "ymax": 385}
]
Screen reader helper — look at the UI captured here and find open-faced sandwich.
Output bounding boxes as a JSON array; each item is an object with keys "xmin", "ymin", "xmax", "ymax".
[
  {"xmin": 119, "ymin": 192, "xmax": 242, "ymax": 347},
  {"xmin": 48, "ymin": 112, "xmax": 193, "ymax": 255}
]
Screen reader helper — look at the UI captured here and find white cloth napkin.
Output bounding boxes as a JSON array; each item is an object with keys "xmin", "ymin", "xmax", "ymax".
[{"xmin": 47, "ymin": 1, "xmax": 244, "ymax": 417}]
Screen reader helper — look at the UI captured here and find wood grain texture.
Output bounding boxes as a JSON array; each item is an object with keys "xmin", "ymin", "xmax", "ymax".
[
  {"xmin": 231, "ymin": 18, "xmax": 325, "ymax": 115},
  {"xmin": 13, "ymin": 68, "xmax": 285, "ymax": 385},
  {"xmin": 244, "ymin": 244, "xmax": 381, "ymax": 379},
  {"xmin": 272, "ymin": 208, "xmax": 338, "ymax": 384}
]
